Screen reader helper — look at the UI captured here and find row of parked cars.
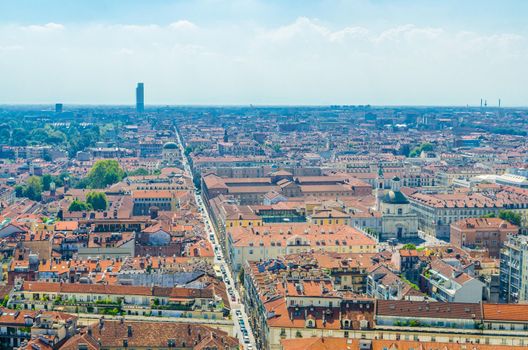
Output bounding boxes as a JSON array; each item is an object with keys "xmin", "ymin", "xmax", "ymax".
[{"xmin": 235, "ymin": 310, "xmax": 252, "ymax": 348}]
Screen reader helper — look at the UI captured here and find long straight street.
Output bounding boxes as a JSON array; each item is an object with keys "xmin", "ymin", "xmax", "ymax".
[{"xmin": 174, "ymin": 125, "xmax": 256, "ymax": 350}]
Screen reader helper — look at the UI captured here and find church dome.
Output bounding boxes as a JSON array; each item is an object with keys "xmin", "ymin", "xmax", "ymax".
[
  {"xmin": 382, "ymin": 190, "xmax": 409, "ymax": 204},
  {"xmin": 163, "ymin": 142, "xmax": 178, "ymax": 150}
]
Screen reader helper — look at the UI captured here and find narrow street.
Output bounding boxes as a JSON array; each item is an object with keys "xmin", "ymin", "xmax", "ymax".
[{"xmin": 174, "ymin": 126, "xmax": 256, "ymax": 350}]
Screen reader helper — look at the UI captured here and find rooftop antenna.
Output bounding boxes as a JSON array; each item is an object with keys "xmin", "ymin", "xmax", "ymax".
[
  {"xmin": 484, "ymin": 100, "xmax": 487, "ymax": 107},
  {"xmin": 498, "ymin": 99, "xmax": 501, "ymax": 108},
  {"xmin": 480, "ymin": 99, "xmax": 483, "ymax": 108}
]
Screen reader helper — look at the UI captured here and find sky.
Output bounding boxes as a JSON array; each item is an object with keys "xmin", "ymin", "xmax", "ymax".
[{"xmin": 0, "ymin": 0, "xmax": 527, "ymax": 106}]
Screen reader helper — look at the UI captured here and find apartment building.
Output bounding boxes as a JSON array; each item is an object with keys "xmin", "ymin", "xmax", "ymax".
[
  {"xmin": 499, "ymin": 234, "xmax": 528, "ymax": 303},
  {"xmin": 131, "ymin": 190, "xmax": 188, "ymax": 215},
  {"xmin": 451, "ymin": 218, "xmax": 518, "ymax": 258},
  {"xmin": 422, "ymin": 259, "xmax": 484, "ymax": 303},
  {"xmin": 406, "ymin": 191, "xmax": 499, "ymax": 240},
  {"xmin": 227, "ymin": 224, "xmax": 377, "ymax": 271}
]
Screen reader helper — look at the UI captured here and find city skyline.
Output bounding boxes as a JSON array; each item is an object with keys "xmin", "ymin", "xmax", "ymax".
[
  {"xmin": 2, "ymin": 2, "xmax": 528, "ymax": 350},
  {"xmin": 0, "ymin": 0, "xmax": 527, "ymax": 106}
]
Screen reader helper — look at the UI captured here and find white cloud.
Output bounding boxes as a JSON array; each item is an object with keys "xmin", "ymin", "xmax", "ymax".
[
  {"xmin": 375, "ymin": 24, "xmax": 443, "ymax": 43},
  {"xmin": 24, "ymin": 22, "xmax": 64, "ymax": 32},
  {"xmin": 264, "ymin": 17, "xmax": 329, "ymax": 42},
  {"xmin": 0, "ymin": 45, "xmax": 23, "ymax": 52},
  {"xmin": 329, "ymin": 27, "xmax": 369, "ymax": 42},
  {"xmin": 0, "ymin": 17, "xmax": 526, "ymax": 105},
  {"xmin": 117, "ymin": 48, "xmax": 134, "ymax": 55},
  {"xmin": 168, "ymin": 20, "xmax": 198, "ymax": 31}
]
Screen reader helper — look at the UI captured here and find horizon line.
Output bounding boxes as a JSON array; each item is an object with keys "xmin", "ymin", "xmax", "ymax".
[{"xmin": 0, "ymin": 103, "xmax": 526, "ymax": 109}]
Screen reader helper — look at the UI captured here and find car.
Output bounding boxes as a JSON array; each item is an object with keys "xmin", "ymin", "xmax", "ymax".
[
  {"xmin": 247, "ymin": 345, "xmax": 253, "ymax": 350},
  {"xmin": 243, "ymin": 336, "xmax": 250, "ymax": 344},
  {"xmin": 209, "ymin": 234, "xmax": 214, "ymax": 240},
  {"xmin": 231, "ymin": 295, "xmax": 236, "ymax": 302}
]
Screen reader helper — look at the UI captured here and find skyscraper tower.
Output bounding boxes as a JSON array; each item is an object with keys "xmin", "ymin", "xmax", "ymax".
[{"xmin": 136, "ymin": 82, "xmax": 144, "ymax": 113}]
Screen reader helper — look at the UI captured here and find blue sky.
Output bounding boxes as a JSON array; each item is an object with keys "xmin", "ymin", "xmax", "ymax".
[{"xmin": 0, "ymin": 0, "xmax": 527, "ymax": 105}]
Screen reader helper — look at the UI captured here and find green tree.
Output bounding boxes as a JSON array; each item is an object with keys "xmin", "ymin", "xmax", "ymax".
[
  {"xmin": 409, "ymin": 142, "xmax": 434, "ymax": 158},
  {"xmin": 24, "ymin": 176, "xmax": 43, "ymax": 201},
  {"xmin": 68, "ymin": 199, "xmax": 92, "ymax": 212},
  {"xmin": 86, "ymin": 159, "xmax": 124, "ymax": 188},
  {"xmin": 15, "ymin": 185, "xmax": 24, "ymax": 197},
  {"xmin": 0, "ymin": 127, "xmax": 10, "ymax": 143},
  {"xmin": 128, "ymin": 168, "xmax": 149, "ymax": 177},
  {"xmin": 86, "ymin": 191, "xmax": 108, "ymax": 210},
  {"xmin": 11, "ymin": 128, "xmax": 28, "ymax": 146},
  {"xmin": 498, "ymin": 210, "xmax": 522, "ymax": 226},
  {"xmin": 42, "ymin": 174, "xmax": 53, "ymax": 191},
  {"xmin": 402, "ymin": 243, "xmax": 417, "ymax": 250},
  {"xmin": 420, "ymin": 142, "xmax": 433, "ymax": 152}
]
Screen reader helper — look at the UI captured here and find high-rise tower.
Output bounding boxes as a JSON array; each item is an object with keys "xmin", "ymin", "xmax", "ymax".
[{"xmin": 136, "ymin": 82, "xmax": 144, "ymax": 113}]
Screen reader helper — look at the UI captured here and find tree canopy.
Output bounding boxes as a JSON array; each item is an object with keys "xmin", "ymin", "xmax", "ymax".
[
  {"xmin": 499, "ymin": 210, "xmax": 522, "ymax": 226},
  {"xmin": 85, "ymin": 160, "xmax": 125, "ymax": 188},
  {"xmin": 127, "ymin": 168, "xmax": 149, "ymax": 177},
  {"xmin": 86, "ymin": 191, "xmax": 108, "ymax": 210},
  {"xmin": 409, "ymin": 142, "xmax": 433, "ymax": 158},
  {"xmin": 482, "ymin": 210, "xmax": 523, "ymax": 226},
  {"xmin": 68, "ymin": 199, "xmax": 92, "ymax": 212},
  {"xmin": 15, "ymin": 176, "xmax": 43, "ymax": 201}
]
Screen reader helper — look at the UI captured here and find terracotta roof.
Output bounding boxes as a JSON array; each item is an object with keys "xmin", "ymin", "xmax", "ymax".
[
  {"xmin": 281, "ymin": 338, "xmax": 525, "ymax": 350},
  {"xmin": 86, "ymin": 320, "xmax": 239, "ymax": 349},
  {"xmin": 281, "ymin": 337, "xmax": 357, "ymax": 350},
  {"xmin": 483, "ymin": 303, "xmax": 528, "ymax": 322},
  {"xmin": 54, "ymin": 221, "xmax": 79, "ymax": 231},
  {"xmin": 376, "ymin": 300, "xmax": 482, "ymax": 320}
]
